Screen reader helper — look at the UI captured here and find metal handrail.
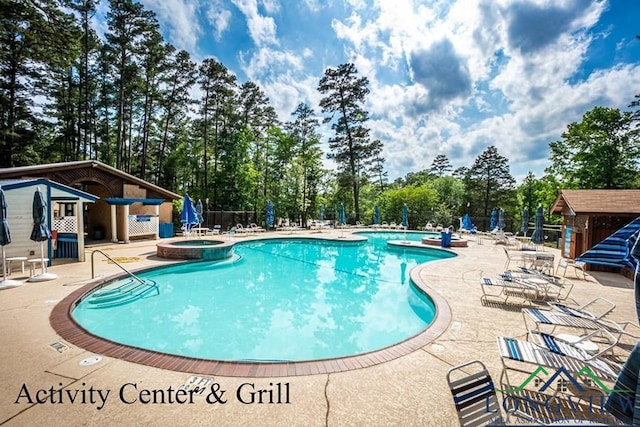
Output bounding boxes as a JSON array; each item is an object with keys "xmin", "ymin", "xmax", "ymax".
[{"xmin": 91, "ymin": 249, "xmax": 145, "ymax": 284}]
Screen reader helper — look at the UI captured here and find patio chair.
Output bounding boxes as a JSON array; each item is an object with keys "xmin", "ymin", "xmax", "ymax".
[
  {"xmin": 556, "ymin": 258, "xmax": 587, "ymax": 280},
  {"xmin": 447, "ymin": 359, "xmax": 545, "ymax": 426},
  {"xmin": 423, "ymin": 222, "xmax": 433, "ymax": 231},
  {"xmin": 502, "ymin": 247, "xmax": 527, "ymax": 270},
  {"xmin": 211, "ymin": 225, "xmax": 222, "ymax": 235}
]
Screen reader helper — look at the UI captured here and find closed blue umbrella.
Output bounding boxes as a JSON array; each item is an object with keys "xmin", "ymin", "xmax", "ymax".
[
  {"xmin": 266, "ymin": 200, "xmax": 275, "ymax": 228},
  {"xmin": 30, "ymin": 188, "xmax": 51, "ymax": 242},
  {"xmin": 181, "ymin": 194, "xmax": 199, "ymax": 235},
  {"xmin": 530, "ymin": 205, "xmax": 544, "ymax": 245},
  {"xmin": 0, "ymin": 186, "xmax": 20, "ymax": 287},
  {"xmin": 462, "ymin": 213, "xmax": 474, "ymax": 230},
  {"xmin": 489, "ymin": 208, "xmax": 498, "ymax": 231},
  {"xmin": 521, "ymin": 208, "xmax": 529, "ymax": 236},
  {"xmin": 497, "ymin": 208, "xmax": 506, "ymax": 231},
  {"xmin": 29, "ymin": 188, "xmax": 56, "ymax": 281},
  {"xmin": 401, "ymin": 203, "xmax": 408, "ymax": 229},
  {"xmin": 338, "ymin": 203, "xmax": 346, "ymax": 226},
  {"xmin": 373, "ymin": 205, "xmax": 380, "ymax": 225},
  {"xmin": 0, "ymin": 187, "xmax": 9, "ymax": 247}
]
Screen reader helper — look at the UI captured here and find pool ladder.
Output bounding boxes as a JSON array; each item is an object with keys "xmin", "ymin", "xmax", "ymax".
[{"xmin": 87, "ymin": 249, "xmax": 159, "ymax": 308}]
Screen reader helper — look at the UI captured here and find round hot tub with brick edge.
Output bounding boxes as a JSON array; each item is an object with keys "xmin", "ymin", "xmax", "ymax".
[{"xmin": 156, "ymin": 239, "xmax": 234, "ymax": 260}]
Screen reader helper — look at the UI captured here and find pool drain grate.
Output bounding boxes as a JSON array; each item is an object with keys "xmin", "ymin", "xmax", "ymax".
[
  {"xmin": 49, "ymin": 342, "xmax": 69, "ymax": 353},
  {"xmin": 79, "ymin": 355, "xmax": 102, "ymax": 366},
  {"xmin": 177, "ymin": 376, "xmax": 213, "ymax": 395}
]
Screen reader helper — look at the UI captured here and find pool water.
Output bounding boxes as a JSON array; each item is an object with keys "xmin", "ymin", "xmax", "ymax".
[{"xmin": 73, "ymin": 233, "xmax": 455, "ymax": 362}]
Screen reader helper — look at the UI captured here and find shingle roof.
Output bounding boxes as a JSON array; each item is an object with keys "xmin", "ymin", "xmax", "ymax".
[{"xmin": 551, "ymin": 189, "xmax": 640, "ymax": 215}]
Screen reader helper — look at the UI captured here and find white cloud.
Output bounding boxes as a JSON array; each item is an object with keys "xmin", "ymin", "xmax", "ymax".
[
  {"xmin": 141, "ymin": 0, "xmax": 201, "ymax": 53},
  {"xmin": 206, "ymin": 2, "xmax": 232, "ymax": 41},
  {"xmin": 231, "ymin": 0, "xmax": 279, "ymax": 46},
  {"xmin": 139, "ymin": 0, "xmax": 638, "ymax": 183}
]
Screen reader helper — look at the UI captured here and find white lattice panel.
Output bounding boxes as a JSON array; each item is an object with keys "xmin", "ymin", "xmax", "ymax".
[
  {"xmin": 53, "ymin": 217, "xmax": 78, "ymax": 233},
  {"xmin": 128, "ymin": 216, "xmax": 159, "ymax": 236}
]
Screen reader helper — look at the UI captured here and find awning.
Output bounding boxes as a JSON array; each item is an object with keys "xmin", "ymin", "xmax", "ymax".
[
  {"xmin": 103, "ymin": 197, "xmax": 165, "ymax": 205},
  {"xmin": 576, "ymin": 216, "xmax": 640, "ymax": 270}
]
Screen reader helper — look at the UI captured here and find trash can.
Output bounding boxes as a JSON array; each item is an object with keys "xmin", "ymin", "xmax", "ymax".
[
  {"xmin": 159, "ymin": 223, "xmax": 174, "ymax": 238},
  {"xmin": 440, "ymin": 231, "xmax": 452, "ymax": 248},
  {"xmin": 93, "ymin": 226, "xmax": 105, "ymax": 240}
]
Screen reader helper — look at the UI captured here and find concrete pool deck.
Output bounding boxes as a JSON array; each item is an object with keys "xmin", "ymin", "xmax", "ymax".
[{"xmin": 0, "ymin": 230, "xmax": 636, "ymax": 426}]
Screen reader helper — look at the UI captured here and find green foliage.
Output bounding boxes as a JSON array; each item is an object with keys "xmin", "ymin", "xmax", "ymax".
[
  {"xmin": 5, "ymin": 0, "xmax": 640, "ymax": 229},
  {"xmin": 377, "ymin": 185, "xmax": 438, "ymax": 229},
  {"xmin": 547, "ymin": 106, "xmax": 639, "ymax": 189}
]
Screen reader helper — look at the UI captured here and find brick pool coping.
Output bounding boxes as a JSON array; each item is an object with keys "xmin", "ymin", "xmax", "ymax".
[{"xmin": 50, "ymin": 240, "xmax": 452, "ymax": 378}]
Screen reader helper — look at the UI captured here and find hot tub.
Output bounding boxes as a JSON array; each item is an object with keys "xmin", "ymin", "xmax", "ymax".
[{"xmin": 156, "ymin": 239, "xmax": 234, "ymax": 260}]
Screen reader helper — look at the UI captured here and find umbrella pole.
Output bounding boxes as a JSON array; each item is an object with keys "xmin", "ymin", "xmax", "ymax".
[
  {"xmin": 41, "ymin": 241, "xmax": 46, "ymax": 274},
  {"xmin": 2, "ymin": 246, "xmax": 6, "ymax": 281}
]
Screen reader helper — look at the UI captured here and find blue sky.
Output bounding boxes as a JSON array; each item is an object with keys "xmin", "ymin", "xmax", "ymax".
[{"xmin": 105, "ymin": 0, "xmax": 640, "ymax": 182}]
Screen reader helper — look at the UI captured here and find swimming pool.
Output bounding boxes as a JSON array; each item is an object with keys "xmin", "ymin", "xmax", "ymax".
[{"xmin": 72, "ymin": 233, "xmax": 455, "ymax": 362}]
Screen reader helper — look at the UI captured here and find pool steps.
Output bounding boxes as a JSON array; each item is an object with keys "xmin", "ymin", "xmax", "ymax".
[
  {"xmin": 86, "ymin": 278, "xmax": 159, "ymax": 308},
  {"xmin": 84, "ymin": 254, "xmax": 243, "ymax": 309}
]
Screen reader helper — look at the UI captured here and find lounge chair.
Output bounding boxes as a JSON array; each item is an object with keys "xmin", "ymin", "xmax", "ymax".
[
  {"xmin": 235, "ymin": 224, "xmax": 248, "ymax": 235},
  {"xmin": 436, "ymin": 224, "xmax": 444, "ymax": 232},
  {"xmin": 501, "ymin": 269, "xmax": 573, "ymax": 302},
  {"xmin": 211, "ymin": 225, "xmax": 222, "ymax": 235},
  {"xmin": 497, "ymin": 334, "xmax": 620, "ymax": 389},
  {"xmin": 522, "ymin": 307, "xmax": 640, "ymax": 342},
  {"xmin": 389, "ymin": 221, "xmax": 397, "ymax": 229},
  {"xmin": 447, "ymin": 359, "xmax": 547, "ymax": 426},
  {"xmin": 423, "ymin": 222, "xmax": 433, "ymax": 231},
  {"xmin": 547, "ymin": 297, "xmax": 616, "ymax": 321},
  {"xmin": 480, "ymin": 277, "xmax": 540, "ymax": 305},
  {"xmin": 249, "ymin": 223, "xmax": 265, "ymax": 232},
  {"xmin": 381, "ymin": 221, "xmax": 389, "ymax": 229}
]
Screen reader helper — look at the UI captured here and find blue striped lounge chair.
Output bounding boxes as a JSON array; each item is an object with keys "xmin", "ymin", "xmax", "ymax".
[
  {"xmin": 547, "ymin": 297, "xmax": 616, "ymax": 320},
  {"xmin": 497, "ymin": 334, "xmax": 620, "ymax": 392},
  {"xmin": 480, "ymin": 277, "xmax": 540, "ymax": 305},
  {"xmin": 522, "ymin": 308, "xmax": 640, "ymax": 342}
]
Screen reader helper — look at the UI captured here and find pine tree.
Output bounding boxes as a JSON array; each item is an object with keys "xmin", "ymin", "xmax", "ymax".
[
  {"xmin": 466, "ymin": 146, "xmax": 515, "ymax": 216},
  {"xmin": 430, "ymin": 154, "xmax": 452, "ymax": 176},
  {"xmin": 287, "ymin": 103, "xmax": 323, "ymax": 226},
  {"xmin": 318, "ymin": 63, "xmax": 381, "ymax": 222},
  {"xmin": 197, "ymin": 58, "xmax": 237, "ymax": 207}
]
